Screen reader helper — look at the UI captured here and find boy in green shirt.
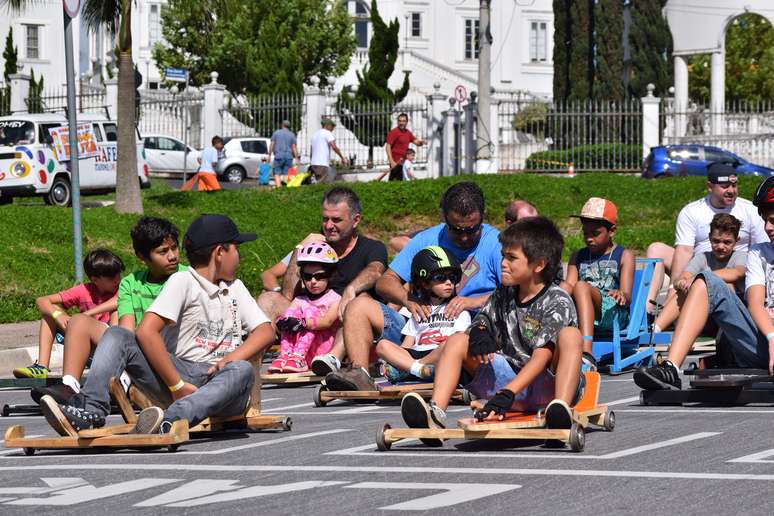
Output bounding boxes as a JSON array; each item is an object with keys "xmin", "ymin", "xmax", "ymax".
[{"xmin": 32, "ymin": 217, "xmax": 184, "ymax": 404}]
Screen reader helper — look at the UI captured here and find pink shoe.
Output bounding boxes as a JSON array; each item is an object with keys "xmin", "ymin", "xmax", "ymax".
[
  {"xmin": 268, "ymin": 353, "xmax": 288, "ymax": 373},
  {"xmin": 282, "ymin": 354, "xmax": 309, "ymax": 373}
]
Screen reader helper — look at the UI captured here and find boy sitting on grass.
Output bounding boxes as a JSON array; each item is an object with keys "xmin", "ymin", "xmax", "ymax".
[
  {"xmin": 31, "ymin": 217, "xmax": 185, "ymax": 404},
  {"xmin": 634, "ymin": 178, "xmax": 774, "ymax": 390},
  {"xmin": 14, "ymin": 249, "xmax": 124, "ymax": 379},
  {"xmin": 400, "ymin": 217, "xmax": 584, "ymax": 443},
  {"xmin": 40, "ymin": 214, "xmax": 273, "ymax": 435}
]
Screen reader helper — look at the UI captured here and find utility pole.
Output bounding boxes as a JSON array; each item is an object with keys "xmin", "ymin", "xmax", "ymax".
[{"xmin": 476, "ymin": 0, "xmax": 493, "ymax": 174}]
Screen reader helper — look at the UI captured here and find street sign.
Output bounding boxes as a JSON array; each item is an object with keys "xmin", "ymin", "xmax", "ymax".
[
  {"xmin": 164, "ymin": 67, "xmax": 189, "ymax": 83},
  {"xmin": 63, "ymin": 0, "xmax": 80, "ymax": 18},
  {"xmin": 454, "ymin": 85, "xmax": 468, "ymax": 104}
]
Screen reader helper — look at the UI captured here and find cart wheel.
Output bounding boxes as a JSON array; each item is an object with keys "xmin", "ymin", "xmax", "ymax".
[
  {"xmin": 2, "ymin": 404, "xmax": 9, "ymax": 417},
  {"xmin": 375, "ymin": 423, "xmax": 392, "ymax": 451},
  {"xmin": 655, "ymin": 353, "xmax": 664, "ymax": 365},
  {"xmin": 281, "ymin": 416, "xmax": 293, "ymax": 431},
  {"xmin": 461, "ymin": 389, "xmax": 472, "ymax": 405},
  {"xmin": 23, "ymin": 448, "xmax": 35, "ymax": 456},
  {"xmin": 167, "ymin": 444, "xmax": 179, "ymax": 453},
  {"xmin": 569, "ymin": 423, "xmax": 585, "ymax": 452},
  {"xmin": 313, "ymin": 385, "xmax": 327, "ymax": 407},
  {"xmin": 638, "ymin": 391, "xmax": 651, "ymax": 406},
  {"xmin": 603, "ymin": 410, "xmax": 616, "ymax": 431}
]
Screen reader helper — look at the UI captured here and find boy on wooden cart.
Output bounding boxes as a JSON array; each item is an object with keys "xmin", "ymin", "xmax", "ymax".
[{"xmin": 400, "ymin": 217, "xmax": 585, "ymax": 443}]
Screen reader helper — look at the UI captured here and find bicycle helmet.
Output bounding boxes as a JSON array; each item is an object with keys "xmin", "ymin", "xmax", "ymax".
[
  {"xmin": 411, "ymin": 246, "xmax": 462, "ymax": 283},
  {"xmin": 753, "ymin": 176, "xmax": 774, "ymax": 215},
  {"xmin": 297, "ymin": 241, "xmax": 338, "ymax": 265}
]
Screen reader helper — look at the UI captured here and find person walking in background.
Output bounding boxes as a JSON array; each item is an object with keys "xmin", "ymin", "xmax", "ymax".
[
  {"xmin": 270, "ymin": 120, "xmax": 299, "ymax": 187},
  {"xmin": 310, "ymin": 119, "xmax": 348, "ymax": 183},
  {"xmin": 377, "ymin": 112, "xmax": 425, "ymax": 182},
  {"xmin": 181, "ymin": 136, "xmax": 223, "ymax": 192}
]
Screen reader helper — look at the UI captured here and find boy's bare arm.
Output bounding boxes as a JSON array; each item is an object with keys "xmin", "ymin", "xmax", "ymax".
[
  {"xmin": 444, "ymin": 293, "xmax": 491, "ymax": 319},
  {"xmin": 37, "ymin": 293, "xmax": 69, "ymax": 329},
  {"xmin": 502, "ymin": 347, "xmax": 552, "ymax": 396},
  {"xmin": 747, "ymin": 286, "xmax": 774, "ymax": 373},
  {"xmin": 565, "ymin": 252, "xmax": 579, "ymax": 287},
  {"xmin": 118, "ymin": 314, "xmax": 135, "ymax": 331},
  {"xmin": 608, "ymin": 249, "xmax": 635, "ymax": 305},
  {"xmin": 136, "ymin": 312, "xmax": 195, "ymax": 398},
  {"xmin": 712, "ymin": 265, "xmax": 745, "ymax": 285},
  {"xmin": 309, "ymin": 300, "xmax": 340, "ymax": 330},
  {"xmin": 83, "ymin": 296, "xmax": 118, "ymax": 317},
  {"xmin": 261, "ymin": 261, "xmax": 287, "ymax": 291}
]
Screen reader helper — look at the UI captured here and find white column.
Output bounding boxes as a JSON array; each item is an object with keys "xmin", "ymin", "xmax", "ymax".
[
  {"xmin": 104, "ymin": 68, "xmax": 118, "ymax": 120},
  {"xmin": 202, "ymin": 71, "xmax": 225, "ymax": 144},
  {"xmin": 710, "ymin": 50, "xmax": 725, "ymax": 135},
  {"xmin": 426, "ymin": 84, "xmax": 447, "ymax": 179},
  {"xmin": 8, "ymin": 73, "xmax": 30, "ymax": 113},
  {"xmin": 641, "ymin": 84, "xmax": 661, "ymax": 158},
  {"xmin": 673, "ymin": 55, "xmax": 688, "ymax": 138},
  {"xmin": 303, "ymin": 77, "xmax": 325, "ymax": 159},
  {"xmin": 441, "ymin": 98, "xmax": 457, "ymax": 177}
]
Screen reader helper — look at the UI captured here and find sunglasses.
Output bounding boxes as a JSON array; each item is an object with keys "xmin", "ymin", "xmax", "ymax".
[
  {"xmin": 446, "ymin": 222, "xmax": 482, "ymax": 235},
  {"xmin": 428, "ymin": 272, "xmax": 460, "ymax": 284},
  {"xmin": 301, "ymin": 271, "xmax": 331, "ymax": 282}
]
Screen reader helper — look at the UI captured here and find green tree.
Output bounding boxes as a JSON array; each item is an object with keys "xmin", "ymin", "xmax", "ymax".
[
  {"xmin": 27, "ymin": 68, "xmax": 44, "ymax": 113},
  {"xmin": 3, "ymin": 0, "xmax": 143, "ymax": 214},
  {"xmin": 567, "ymin": 0, "xmax": 593, "ymax": 100},
  {"xmin": 689, "ymin": 13, "xmax": 774, "ymax": 103},
  {"xmin": 593, "ymin": 0, "xmax": 624, "ymax": 101},
  {"xmin": 552, "ymin": 0, "xmax": 572, "ymax": 101},
  {"xmin": 337, "ymin": 0, "xmax": 410, "ymax": 164},
  {"xmin": 627, "ymin": 0, "xmax": 672, "ymax": 98},
  {"xmin": 3, "ymin": 27, "xmax": 17, "ymax": 83}
]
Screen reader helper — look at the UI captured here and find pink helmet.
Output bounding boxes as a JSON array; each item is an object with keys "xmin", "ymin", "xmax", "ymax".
[{"xmin": 297, "ymin": 241, "xmax": 338, "ymax": 265}]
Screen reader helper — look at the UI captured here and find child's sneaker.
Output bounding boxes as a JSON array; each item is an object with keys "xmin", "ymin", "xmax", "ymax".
[
  {"xmin": 39, "ymin": 395, "xmax": 105, "ymax": 435},
  {"xmin": 13, "ymin": 362, "xmax": 49, "ymax": 379},
  {"xmin": 400, "ymin": 392, "xmax": 446, "ymax": 447},
  {"xmin": 545, "ymin": 399, "xmax": 574, "ymax": 429},
  {"xmin": 324, "ymin": 366, "xmax": 376, "ymax": 391},
  {"xmin": 283, "ymin": 354, "xmax": 309, "ymax": 373},
  {"xmin": 267, "ymin": 353, "xmax": 287, "ymax": 373},
  {"xmin": 581, "ymin": 352, "xmax": 597, "ymax": 373},
  {"xmin": 130, "ymin": 406, "xmax": 164, "ymax": 434},
  {"xmin": 382, "ymin": 362, "xmax": 411, "ymax": 384},
  {"xmin": 311, "ymin": 353, "xmax": 340, "ymax": 376},
  {"xmin": 415, "ymin": 364, "xmax": 435, "ymax": 380},
  {"xmin": 633, "ymin": 361, "xmax": 682, "ymax": 390}
]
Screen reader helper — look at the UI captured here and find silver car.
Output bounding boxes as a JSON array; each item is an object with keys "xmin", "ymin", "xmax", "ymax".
[
  {"xmin": 143, "ymin": 134, "xmax": 200, "ymax": 176},
  {"xmin": 217, "ymin": 136, "xmax": 270, "ymax": 183}
]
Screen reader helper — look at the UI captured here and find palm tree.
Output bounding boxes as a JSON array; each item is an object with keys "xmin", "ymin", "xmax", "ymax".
[{"xmin": 3, "ymin": 0, "xmax": 143, "ymax": 213}]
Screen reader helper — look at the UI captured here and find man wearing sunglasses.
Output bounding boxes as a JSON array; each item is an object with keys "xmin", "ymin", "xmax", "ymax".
[{"xmin": 325, "ymin": 182, "xmax": 503, "ymax": 391}]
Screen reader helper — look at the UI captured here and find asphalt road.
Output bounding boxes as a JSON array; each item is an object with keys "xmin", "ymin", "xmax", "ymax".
[{"xmin": 1, "ymin": 369, "xmax": 774, "ymax": 515}]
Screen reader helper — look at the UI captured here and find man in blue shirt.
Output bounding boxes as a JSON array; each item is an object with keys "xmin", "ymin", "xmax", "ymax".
[
  {"xmin": 324, "ymin": 182, "xmax": 502, "ymax": 391},
  {"xmin": 269, "ymin": 120, "xmax": 299, "ymax": 185}
]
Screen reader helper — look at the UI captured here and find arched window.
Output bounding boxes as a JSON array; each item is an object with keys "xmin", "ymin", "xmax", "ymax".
[{"xmin": 350, "ymin": 0, "xmax": 370, "ymax": 49}]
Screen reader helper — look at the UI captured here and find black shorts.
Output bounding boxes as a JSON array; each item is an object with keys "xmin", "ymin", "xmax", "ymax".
[{"xmin": 407, "ymin": 348, "xmax": 433, "ymax": 360}]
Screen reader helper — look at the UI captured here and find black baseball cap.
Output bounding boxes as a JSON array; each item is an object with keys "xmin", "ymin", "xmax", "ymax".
[
  {"xmin": 707, "ymin": 162, "xmax": 738, "ymax": 184},
  {"xmin": 184, "ymin": 214, "xmax": 256, "ymax": 250}
]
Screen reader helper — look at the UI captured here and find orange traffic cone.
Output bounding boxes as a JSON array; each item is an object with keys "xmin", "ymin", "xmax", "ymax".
[{"xmin": 567, "ymin": 162, "xmax": 575, "ymax": 178}]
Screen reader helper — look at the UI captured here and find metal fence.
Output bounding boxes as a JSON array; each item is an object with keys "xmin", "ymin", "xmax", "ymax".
[
  {"xmin": 497, "ymin": 98, "xmax": 643, "ymax": 172},
  {"xmin": 138, "ymin": 91, "xmax": 204, "ymax": 149},
  {"xmin": 32, "ymin": 85, "xmax": 107, "ymax": 115},
  {"xmin": 661, "ymin": 99, "xmax": 774, "ymax": 168},
  {"xmin": 324, "ymin": 99, "xmax": 430, "ymax": 169},
  {"xmin": 0, "ymin": 86, "xmax": 9, "ymax": 116},
  {"xmin": 222, "ymin": 93, "xmax": 305, "ymax": 143}
]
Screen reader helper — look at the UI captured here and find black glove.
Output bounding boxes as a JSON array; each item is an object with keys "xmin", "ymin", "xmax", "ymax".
[
  {"xmin": 474, "ymin": 389, "xmax": 515, "ymax": 421},
  {"xmin": 468, "ymin": 323, "xmax": 499, "ymax": 356},
  {"xmin": 276, "ymin": 317, "xmax": 305, "ymax": 333}
]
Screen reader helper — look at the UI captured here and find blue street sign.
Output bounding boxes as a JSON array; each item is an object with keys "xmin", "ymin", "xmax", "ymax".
[{"xmin": 165, "ymin": 67, "xmax": 188, "ymax": 83}]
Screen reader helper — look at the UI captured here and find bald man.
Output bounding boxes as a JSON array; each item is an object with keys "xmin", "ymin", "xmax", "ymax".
[{"xmin": 504, "ymin": 199, "xmax": 538, "ymax": 226}]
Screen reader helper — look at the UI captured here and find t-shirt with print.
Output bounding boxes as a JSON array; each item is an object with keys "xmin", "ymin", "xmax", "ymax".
[
  {"xmin": 329, "ymin": 235, "xmax": 388, "ymax": 297},
  {"xmin": 675, "ymin": 196, "xmax": 766, "ymax": 253},
  {"xmin": 745, "ymin": 242, "xmax": 774, "ymax": 321},
  {"xmin": 471, "ymin": 284, "xmax": 578, "ymax": 370},
  {"xmin": 575, "ymin": 245, "xmax": 625, "ymax": 293},
  {"xmin": 401, "ymin": 304, "xmax": 472, "ymax": 351},
  {"xmin": 685, "ymin": 249, "xmax": 747, "ymax": 296},
  {"xmin": 58, "ymin": 282, "xmax": 116, "ymax": 324},
  {"xmin": 117, "ymin": 264, "xmax": 188, "ymax": 328},
  {"xmin": 147, "ymin": 268, "xmax": 269, "ymax": 364},
  {"xmin": 390, "ymin": 223, "xmax": 502, "ymax": 298}
]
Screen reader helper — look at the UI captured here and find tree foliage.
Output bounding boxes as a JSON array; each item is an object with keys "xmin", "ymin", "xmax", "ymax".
[
  {"xmin": 3, "ymin": 27, "xmax": 17, "ymax": 83},
  {"xmin": 627, "ymin": 0, "xmax": 672, "ymax": 98},
  {"xmin": 336, "ymin": 0, "xmax": 410, "ymax": 157},
  {"xmin": 688, "ymin": 13, "xmax": 774, "ymax": 103},
  {"xmin": 552, "ymin": 0, "xmax": 572, "ymax": 102},
  {"xmin": 594, "ymin": 0, "xmax": 624, "ymax": 101},
  {"xmin": 566, "ymin": 0, "xmax": 593, "ymax": 100},
  {"xmin": 27, "ymin": 68, "xmax": 43, "ymax": 113},
  {"xmin": 153, "ymin": 0, "xmax": 355, "ymax": 95}
]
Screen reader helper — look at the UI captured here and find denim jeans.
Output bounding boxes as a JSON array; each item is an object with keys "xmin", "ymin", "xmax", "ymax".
[
  {"xmin": 377, "ymin": 303, "xmax": 408, "ymax": 344},
  {"xmin": 699, "ymin": 271, "xmax": 769, "ymax": 368},
  {"xmin": 463, "ymin": 354, "xmax": 556, "ymax": 412},
  {"xmin": 80, "ymin": 326, "xmax": 255, "ymax": 426},
  {"xmin": 272, "ymin": 156, "xmax": 293, "ymax": 176}
]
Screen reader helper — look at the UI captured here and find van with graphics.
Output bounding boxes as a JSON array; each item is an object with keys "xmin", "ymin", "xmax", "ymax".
[{"xmin": 0, "ymin": 113, "xmax": 150, "ymax": 206}]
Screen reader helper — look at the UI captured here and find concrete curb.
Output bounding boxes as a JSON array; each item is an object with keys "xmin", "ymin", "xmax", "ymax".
[{"xmin": 0, "ymin": 343, "xmax": 63, "ymax": 378}]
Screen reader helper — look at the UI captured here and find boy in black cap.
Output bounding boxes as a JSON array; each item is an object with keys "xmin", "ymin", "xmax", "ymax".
[
  {"xmin": 40, "ymin": 214, "xmax": 274, "ymax": 435},
  {"xmin": 635, "ymin": 177, "xmax": 774, "ymax": 390}
]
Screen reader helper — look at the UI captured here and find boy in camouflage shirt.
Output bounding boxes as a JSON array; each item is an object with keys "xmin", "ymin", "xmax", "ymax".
[{"xmin": 401, "ymin": 217, "xmax": 584, "ymax": 441}]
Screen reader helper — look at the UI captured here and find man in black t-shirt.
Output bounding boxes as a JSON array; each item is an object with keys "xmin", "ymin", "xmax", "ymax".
[{"xmin": 257, "ymin": 187, "xmax": 388, "ymax": 372}]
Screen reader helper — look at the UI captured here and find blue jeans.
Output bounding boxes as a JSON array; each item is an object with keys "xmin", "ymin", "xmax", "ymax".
[
  {"xmin": 699, "ymin": 271, "xmax": 768, "ymax": 368},
  {"xmin": 80, "ymin": 326, "xmax": 255, "ymax": 425},
  {"xmin": 273, "ymin": 156, "xmax": 293, "ymax": 176},
  {"xmin": 463, "ymin": 354, "xmax": 556, "ymax": 413},
  {"xmin": 377, "ymin": 303, "xmax": 407, "ymax": 344}
]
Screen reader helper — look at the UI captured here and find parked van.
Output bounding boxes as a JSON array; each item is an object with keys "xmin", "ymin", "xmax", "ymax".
[{"xmin": 0, "ymin": 113, "xmax": 150, "ymax": 206}]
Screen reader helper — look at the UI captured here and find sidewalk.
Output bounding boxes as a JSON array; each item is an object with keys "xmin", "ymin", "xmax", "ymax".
[{"xmin": 0, "ymin": 321, "xmax": 63, "ymax": 377}]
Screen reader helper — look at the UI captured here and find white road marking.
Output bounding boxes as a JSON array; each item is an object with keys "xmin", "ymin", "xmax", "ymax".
[
  {"xmin": 0, "ymin": 477, "xmax": 87, "ymax": 495},
  {"xmin": 332, "ymin": 405, "xmax": 385, "ymax": 414},
  {"xmin": 262, "ymin": 402, "xmax": 314, "ymax": 412},
  {"xmin": 134, "ymin": 479, "xmax": 242, "ymax": 506},
  {"xmin": 595, "ymin": 432, "xmax": 720, "ymax": 459},
  {"xmin": 602, "ymin": 396, "xmax": 640, "ymax": 406},
  {"xmin": 163, "ymin": 481, "xmax": 345, "ymax": 507},
  {"xmin": 176, "ymin": 429, "xmax": 352, "ymax": 455},
  {"xmin": 616, "ymin": 408, "xmax": 774, "ymax": 414},
  {"xmin": 7, "ymin": 478, "xmax": 180, "ymax": 506},
  {"xmin": 345, "ymin": 482, "xmax": 521, "ymax": 510},
  {"xmin": 728, "ymin": 449, "xmax": 774, "ymax": 463}
]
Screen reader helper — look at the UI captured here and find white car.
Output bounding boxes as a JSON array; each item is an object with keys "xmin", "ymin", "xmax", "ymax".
[
  {"xmin": 217, "ymin": 136, "xmax": 271, "ymax": 183},
  {"xmin": 143, "ymin": 134, "xmax": 200, "ymax": 176}
]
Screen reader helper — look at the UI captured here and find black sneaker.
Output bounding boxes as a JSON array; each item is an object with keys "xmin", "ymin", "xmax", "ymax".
[
  {"xmin": 400, "ymin": 392, "xmax": 446, "ymax": 447},
  {"xmin": 39, "ymin": 394, "xmax": 105, "ymax": 434},
  {"xmin": 31, "ymin": 383, "xmax": 78, "ymax": 405},
  {"xmin": 545, "ymin": 399, "xmax": 573, "ymax": 429},
  {"xmin": 130, "ymin": 407, "xmax": 164, "ymax": 434},
  {"xmin": 324, "ymin": 366, "xmax": 376, "ymax": 391},
  {"xmin": 633, "ymin": 361, "xmax": 682, "ymax": 390}
]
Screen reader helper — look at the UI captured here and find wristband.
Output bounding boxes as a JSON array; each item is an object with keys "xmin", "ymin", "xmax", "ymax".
[
  {"xmin": 168, "ymin": 379, "xmax": 185, "ymax": 392},
  {"xmin": 51, "ymin": 310, "xmax": 63, "ymax": 320},
  {"xmin": 270, "ymin": 286, "xmax": 281, "ymax": 293},
  {"xmin": 767, "ymin": 332, "xmax": 774, "ymax": 341}
]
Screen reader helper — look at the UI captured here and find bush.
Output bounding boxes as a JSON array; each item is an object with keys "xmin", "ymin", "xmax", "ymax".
[{"xmin": 525, "ymin": 143, "xmax": 642, "ymax": 171}]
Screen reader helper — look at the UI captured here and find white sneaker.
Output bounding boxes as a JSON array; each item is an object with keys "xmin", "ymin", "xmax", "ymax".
[{"xmin": 311, "ymin": 354, "xmax": 340, "ymax": 376}]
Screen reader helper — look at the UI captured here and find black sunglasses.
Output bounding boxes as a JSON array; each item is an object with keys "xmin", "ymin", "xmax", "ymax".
[
  {"xmin": 428, "ymin": 271, "xmax": 460, "ymax": 284},
  {"xmin": 446, "ymin": 222, "xmax": 482, "ymax": 235},
  {"xmin": 301, "ymin": 271, "xmax": 331, "ymax": 282}
]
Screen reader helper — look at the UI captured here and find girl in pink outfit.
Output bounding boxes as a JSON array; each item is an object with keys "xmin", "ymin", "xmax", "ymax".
[{"xmin": 269, "ymin": 242, "xmax": 341, "ymax": 373}]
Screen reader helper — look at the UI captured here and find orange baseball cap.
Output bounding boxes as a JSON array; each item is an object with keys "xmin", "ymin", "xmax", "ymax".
[{"xmin": 573, "ymin": 197, "xmax": 618, "ymax": 225}]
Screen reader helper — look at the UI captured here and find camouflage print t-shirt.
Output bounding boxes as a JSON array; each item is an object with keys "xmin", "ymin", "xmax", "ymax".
[{"xmin": 471, "ymin": 283, "xmax": 578, "ymax": 370}]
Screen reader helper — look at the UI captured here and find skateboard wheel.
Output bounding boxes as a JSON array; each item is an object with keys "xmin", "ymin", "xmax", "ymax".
[
  {"xmin": 281, "ymin": 416, "xmax": 293, "ymax": 431},
  {"xmin": 23, "ymin": 448, "xmax": 35, "ymax": 456},
  {"xmin": 313, "ymin": 385, "xmax": 328, "ymax": 407},
  {"xmin": 376, "ymin": 423, "xmax": 392, "ymax": 451},
  {"xmin": 603, "ymin": 410, "xmax": 616, "ymax": 431},
  {"xmin": 569, "ymin": 423, "xmax": 585, "ymax": 452},
  {"xmin": 167, "ymin": 444, "xmax": 179, "ymax": 453}
]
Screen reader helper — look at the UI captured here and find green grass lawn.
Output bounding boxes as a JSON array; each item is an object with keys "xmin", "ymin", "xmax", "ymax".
[{"xmin": 0, "ymin": 173, "xmax": 763, "ymax": 323}]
